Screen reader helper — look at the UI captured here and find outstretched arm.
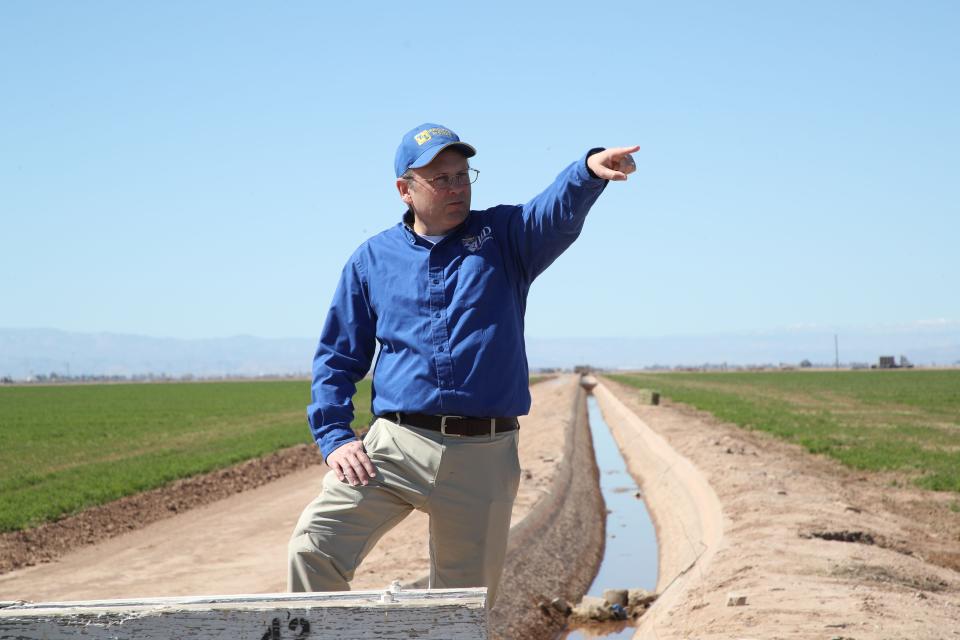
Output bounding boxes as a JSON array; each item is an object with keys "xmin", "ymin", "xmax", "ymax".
[{"xmin": 508, "ymin": 145, "xmax": 639, "ymax": 282}]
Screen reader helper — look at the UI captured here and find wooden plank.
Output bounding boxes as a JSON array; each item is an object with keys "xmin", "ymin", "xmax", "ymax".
[{"xmin": 0, "ymin": 588, "xmax": 487, "ymax": 639}]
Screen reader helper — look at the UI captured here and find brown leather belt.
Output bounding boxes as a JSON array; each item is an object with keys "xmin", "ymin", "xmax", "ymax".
[{"xmin": 383, "ymin": 412, "xmax": 519, "ymax": 437}]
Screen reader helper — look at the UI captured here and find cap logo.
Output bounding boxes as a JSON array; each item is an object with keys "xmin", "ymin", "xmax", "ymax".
[{"xmin": 415, "ymin": 127, "xmax": 455, "ymax": 145}]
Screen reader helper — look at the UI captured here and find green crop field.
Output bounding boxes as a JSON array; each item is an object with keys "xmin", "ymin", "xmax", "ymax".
[
  {"xmin": 0, "ymin": 380, "xmax": 371, "ymax": 532},
  {"xmin": 609, "ymin": 370, "xmax": 960, "ymax": 492}
]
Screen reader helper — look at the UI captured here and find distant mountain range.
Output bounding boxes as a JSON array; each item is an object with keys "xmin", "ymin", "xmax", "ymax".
[
  {"xmin": 1, "ymin": 323, "xmax": 959, "ymax": 380},
  {"xmin": 0, "ymin": 329, "xmax": 315, "ymax": 379},
  {"xmin": 525, "ymin": 325, "xmax": 960, "ymax": 370}
]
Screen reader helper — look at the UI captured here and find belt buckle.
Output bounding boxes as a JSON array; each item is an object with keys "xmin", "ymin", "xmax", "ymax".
[{"xmin": 440, "ymin": 415, "xmax": 465, "ymax": 437}]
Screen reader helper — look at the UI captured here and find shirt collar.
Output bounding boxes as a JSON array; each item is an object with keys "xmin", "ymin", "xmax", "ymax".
[{"xmin": 401, "ymin": 209, "xmax": 472, "ymax": 244}]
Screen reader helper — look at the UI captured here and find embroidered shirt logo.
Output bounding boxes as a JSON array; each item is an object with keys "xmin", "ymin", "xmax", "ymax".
[{"xmin": 462, "ymin": 226, "xmax": 493, "ymax": 253}]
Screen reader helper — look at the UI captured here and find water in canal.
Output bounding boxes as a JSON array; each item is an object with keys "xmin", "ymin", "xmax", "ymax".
[{"xmin": 560, "ymin": 395, "xmax": 658, "ymax": 639}]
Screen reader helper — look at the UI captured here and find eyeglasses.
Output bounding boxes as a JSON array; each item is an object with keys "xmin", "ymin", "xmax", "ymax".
[{"xmin": 408, "ymin": 168, "xmax": 479, "ymax": 190}]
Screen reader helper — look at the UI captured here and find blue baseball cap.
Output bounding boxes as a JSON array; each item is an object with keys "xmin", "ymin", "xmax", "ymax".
[{"xmin": 394, "ymin": 123, "xmax": 476, "ymax": 178}]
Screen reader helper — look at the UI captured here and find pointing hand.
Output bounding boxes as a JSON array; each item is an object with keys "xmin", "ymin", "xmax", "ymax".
[{"xmin": 587, "ymin": 146, "xmax": 640, "ymax": 181}]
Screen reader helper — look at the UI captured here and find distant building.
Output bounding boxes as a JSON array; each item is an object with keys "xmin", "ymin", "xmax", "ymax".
[
  {"xmin": 874, "ymin": 355, "xmax": 914, "ymax": 369},
  {"xmin": 878, "ymin": 356, "xmax": 896, "ymax": 369}
]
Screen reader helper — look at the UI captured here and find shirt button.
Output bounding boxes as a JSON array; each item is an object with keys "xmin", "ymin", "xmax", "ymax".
[
  {"xmin": 432, "ymin": 279, "xmax": 439, "ymax": 285},
  {"xmin": 435, "ymin": 312, "xmax": 441, "ymax": 318},
  {"xmin": 438, "ymin": 345, "xmax": 445, "ymax": 352}
]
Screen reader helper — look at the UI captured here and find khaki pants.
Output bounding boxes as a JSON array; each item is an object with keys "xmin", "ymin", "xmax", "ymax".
[{"xmin": 288, "ymin": 417, "xmax": 521, "ymax": 607}]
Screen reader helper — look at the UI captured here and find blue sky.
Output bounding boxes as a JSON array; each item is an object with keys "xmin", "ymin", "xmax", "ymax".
[{"xmin": 3, "ymin": 1, "xmax": 958, "ymax": 341}]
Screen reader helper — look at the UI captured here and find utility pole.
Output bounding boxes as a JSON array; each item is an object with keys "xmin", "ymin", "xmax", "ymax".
[{"xmin": 834, "ymin": 334, "xmax": 840, "ymax": 370}]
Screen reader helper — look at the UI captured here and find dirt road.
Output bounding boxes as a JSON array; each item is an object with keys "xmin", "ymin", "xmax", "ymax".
[{"xmin": 0, "ymin": 377, "xmax": 577, "ymax": 602}]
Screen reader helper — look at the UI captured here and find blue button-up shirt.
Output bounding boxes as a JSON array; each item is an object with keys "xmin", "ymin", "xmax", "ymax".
[{"xmin": 308, "ymin": 150, "xmax": 607, "ymax": 459}]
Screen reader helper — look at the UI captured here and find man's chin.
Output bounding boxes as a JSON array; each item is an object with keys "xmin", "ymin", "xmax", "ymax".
[{"xmin": 445, "ymin": 205, "xmax": 470, "ymax": 221}]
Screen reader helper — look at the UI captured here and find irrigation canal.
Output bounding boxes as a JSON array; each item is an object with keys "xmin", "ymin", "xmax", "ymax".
[{"xmin": 560, "ymin": 394, "xmax": 658, "ymax": 639}]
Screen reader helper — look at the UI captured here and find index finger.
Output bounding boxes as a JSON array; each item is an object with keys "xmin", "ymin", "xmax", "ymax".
[{"xmin": 608, "ymin": 145, "xmax": 640, "ymax": 157}]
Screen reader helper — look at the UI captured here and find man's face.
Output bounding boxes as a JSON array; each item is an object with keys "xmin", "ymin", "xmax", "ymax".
[{"xmin": 397, "ymin": 148, "xmax": 471, "ymax": 233}]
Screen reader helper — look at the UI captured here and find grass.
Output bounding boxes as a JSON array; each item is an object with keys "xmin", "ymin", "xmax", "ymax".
[
  {"xmin": 608, "ymin": 370, "xmax": 960, "ymax": 493},
  {"xmin": 0, "ymin": 380, "xmax": 371, "ymax": 532}
]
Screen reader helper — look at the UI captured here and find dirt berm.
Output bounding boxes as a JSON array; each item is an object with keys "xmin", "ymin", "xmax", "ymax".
[{"xmin": 489, "ymin": 382, "xmax": 606, "ymax": 640}]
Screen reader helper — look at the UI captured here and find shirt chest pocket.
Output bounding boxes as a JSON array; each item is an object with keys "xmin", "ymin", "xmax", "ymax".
[
  {"xmin": 455, "ymin": 251, "xmax": 507, "ymax": 309},
  {"xmin": 370, "ymin": 268, "xmax": 428, "ymax": 335}
]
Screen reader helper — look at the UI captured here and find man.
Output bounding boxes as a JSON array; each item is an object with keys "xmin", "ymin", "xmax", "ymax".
[{"xmin": 289, "ymin": 123, "xmax": 637, "ymax": 606}]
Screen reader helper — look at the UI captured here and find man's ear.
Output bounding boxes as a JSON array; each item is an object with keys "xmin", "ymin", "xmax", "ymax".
[{"xmin": 396, "ymin": 178, "xmax": 414, "ymax": 206}]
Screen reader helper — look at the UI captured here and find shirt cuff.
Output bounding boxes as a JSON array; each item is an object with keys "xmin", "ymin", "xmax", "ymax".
[
  {"xmin": 319, "ymin": 429, "xmax": 359, "ymax": 462},
  {"xmin": 583, "ymin": 147, "xmax": 607, "ymax": 182}
]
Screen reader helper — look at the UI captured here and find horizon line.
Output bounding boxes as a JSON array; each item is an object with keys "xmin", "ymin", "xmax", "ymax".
[{"xmin": 3, "ymin": 319, "xmax": 960, "ymax": 343}]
